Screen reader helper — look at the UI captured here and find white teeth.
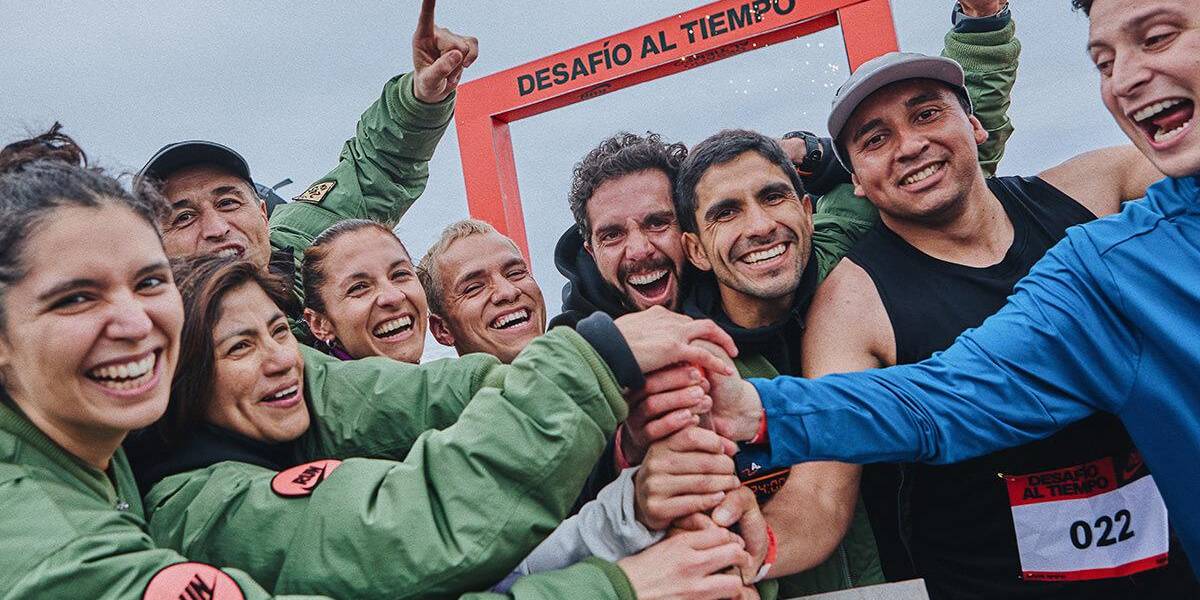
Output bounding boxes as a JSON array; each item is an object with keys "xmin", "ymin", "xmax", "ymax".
[
  {"xmin": 217, "ymin": 248, "xmax": 239, "ymax": 258},
  {"xmin": 901, "ymin": 162, "xmax": 944, "ymax": 186},
  {"xmin": 1153, "ymin": 119, "xmax": 1192, "ymax": 143},
  {"xmin": 628, "ymin": 269, "xmax": 668, "ymax": 286},
  {"xmin": 267, "ymin": 385, "xmax": 298, "ymax": 401},
  {"xmin": 491, "ymin": 309, "xmax": 529, "ymax": 329},
  {"xmin": 1134, "ymin": 99, "xmax": 1185, "ymax": 122},
  {"xmin": 89, "ymin": 354, "xmax": 156, "ymax": 389},
  {"xmin": 373, "ymin": 315, "xmax": 413, "ymax": 337},
  {"xmin": 743, "ymin": 244, "xmax": 786, "ymax": 264}
]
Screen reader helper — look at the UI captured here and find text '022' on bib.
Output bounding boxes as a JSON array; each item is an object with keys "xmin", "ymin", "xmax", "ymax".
[{"xmin": 1004, "ymin": 451, "xmax": 1169, "ymax": 581}]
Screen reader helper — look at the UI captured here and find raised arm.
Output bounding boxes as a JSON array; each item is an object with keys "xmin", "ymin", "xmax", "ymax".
[
  {"xmin": 945, "ymin": 0, "xmax": 1021, "ymax": 177},
  {"xmin": 269, "ymin": 0, "xmax": 478, "ymax": 304}
]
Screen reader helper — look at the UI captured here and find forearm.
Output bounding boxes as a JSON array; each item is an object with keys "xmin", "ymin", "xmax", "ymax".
[
  {"xmin": 266, "ymin": 71, "xmax": 456, "ymax": 305},
  {"xmin": 299, "ymin": 345, "xmax": 504, "ymax": 460},
  {"xmin": 763, "ymin": 463, "xmax": 860, "ymax": 576},
  {"xmin": 742, "ymin": 237, "xmax": 1132, "ymax": 469},
  {"xmin": 943, "ymin": 17, "xmax": 1020, "ymax": 176}
]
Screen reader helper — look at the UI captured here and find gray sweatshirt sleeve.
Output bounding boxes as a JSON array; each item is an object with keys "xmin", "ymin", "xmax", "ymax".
[{"xmin": 493, "ymin": 467, "xmax": 663, "ymax": 592}]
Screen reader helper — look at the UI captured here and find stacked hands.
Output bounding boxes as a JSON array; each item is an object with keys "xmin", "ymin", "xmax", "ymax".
[{"xmin": 608, "ymin": 307, "xmax": 768, "ymax": 600}]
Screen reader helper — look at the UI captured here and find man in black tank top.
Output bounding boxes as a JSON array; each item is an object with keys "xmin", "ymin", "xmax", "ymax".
[{"xmin": 803, "ymin": 52, "xmax": 1195, "ymax": 598}]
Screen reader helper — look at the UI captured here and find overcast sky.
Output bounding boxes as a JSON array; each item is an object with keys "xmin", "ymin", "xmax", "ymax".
[{"xmin": 3, "ymin": 1, "xmax": 1122, "ymax": 360}]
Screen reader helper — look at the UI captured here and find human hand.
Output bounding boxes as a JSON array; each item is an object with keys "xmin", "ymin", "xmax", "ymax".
[
  {"xmin": 634, "ymin": 427, "xmax": 740, "ymax": 531},
  {"xmin": 412, "ymin": 0, "xmax": 480, "ymax": 103},
  {"xmin": 614, "ymin": 306, "xmax": 738, "ymax": 376},
  {"xmin": 617, "ymin": 528, "xmax": 751, "ymax": 600},
  {"xmin": 958, "ymin": 0, "xmax": 1005, "ymax": 17},
  {"xmin": 777, "ymin": 136, "xmax": 812, "ymax": 170},
  {"xmin": 713, "ymin": 487, "xmax": 771, "ymax": 584},
  {"xmin": 621, "ymin": 364, "xmax": 713, "ymax": 466},
  {"xmin": 673, "ymin": 486, "xmax": 771, "ymax": 585},
  {"xmin": 692, "ymin": 341, "xmax": 764, "ymax": 442}
]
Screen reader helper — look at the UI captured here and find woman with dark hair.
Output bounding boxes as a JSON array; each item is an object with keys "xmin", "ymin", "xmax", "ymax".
[
  {"xmin": 301, "ymin": 219, "xmax": 428, "ymax": 363},
  {"xmin": 137, "ymin": 254, "xmax": 758, "ymax": 600},
  {"xmin": 0, "ymin": 125, "xmax": 317, "ymax": 599}
]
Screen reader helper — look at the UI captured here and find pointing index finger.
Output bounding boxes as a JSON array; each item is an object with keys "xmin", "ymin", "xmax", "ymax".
[{"xmin": 416, "ymin": 0, "xmax": 437, "ymax": 37}]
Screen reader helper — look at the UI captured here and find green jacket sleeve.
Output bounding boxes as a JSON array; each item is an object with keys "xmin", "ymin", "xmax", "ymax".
[
  {"xmin": 268, "ymin": 71, "xmax": 455, "ymax": 305},
  {"xmin": 809, "ymin": 19, "xmax": 1022, "ymax": 282},
  {"xmin": 942, "ymin": 19, "xmax": 1021, "ymax": 177},
  {"xmin": 145, "ymin": 328, "xmax": 628, "ymax": 600},
  {"xmin": 298, "ymin": 345, "xmax": 505, "ymax": 461},
  {"xmin": 461, "ymin": 558, "xmax": 636, "ymax": 600},
  {"xmin": 811, "ymin": 189, "xmax": 880, "ymax": 282},
  {"xmin": 0, "ymin": 464, "xmax": 326, "ymax": 600}
]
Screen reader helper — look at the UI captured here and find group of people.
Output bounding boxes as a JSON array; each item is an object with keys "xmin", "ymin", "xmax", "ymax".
[{"xmin": 2, "ymin": 0, "xmax": 1199, "ymax": 598}]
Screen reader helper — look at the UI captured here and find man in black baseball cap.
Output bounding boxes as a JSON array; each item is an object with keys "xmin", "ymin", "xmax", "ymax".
[
  {"xmin": 140, "ymin": 140, "xmax": 274, "ymax": 267},
  {"xmin": 139, "ymin": 0, "xmax": 478, "ymax": 311}
]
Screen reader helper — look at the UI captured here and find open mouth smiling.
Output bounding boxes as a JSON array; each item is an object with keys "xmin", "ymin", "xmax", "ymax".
[
  {"xmin": 490, "ymin": 308, "xmax": 531, "ymax": 331},
  {"xmin": 739, "ymin": 243, "xmax": 787, "ymax": 266},
  {"xmin": 215, "ymin": 245, "xmax": 245, "ymax": 258},
  {"xmin": 86, "ymin": 350, "xmax": 159, "ymax": 392},
  {"xmin": 372, "ymin": 315, "xmax": 414, "ymax": 340},
  {"xmin": 625, "ymin": 268, "xmax": 672, "ymax": 300},
  {"xmin": 898, "ymin": 161, "xmax": 947, "ymax": 188},
  {"xmin": 260, "ymin": 382, "xmax": 301, "ymax": 408},
  {"xmin": 1131, "ymin": 97, "xmax": 1195, "ymax": 146}
]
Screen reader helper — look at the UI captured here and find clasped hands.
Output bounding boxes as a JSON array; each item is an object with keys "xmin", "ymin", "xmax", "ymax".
[{"xmin": 610, "ymin": 309, "xmax": 770, "ymax": 599}]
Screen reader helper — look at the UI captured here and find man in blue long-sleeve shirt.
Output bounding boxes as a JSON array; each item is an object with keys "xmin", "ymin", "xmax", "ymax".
[{"xmin": 707, "ymin": 0, "xmax": 1200, "ymax": 576}]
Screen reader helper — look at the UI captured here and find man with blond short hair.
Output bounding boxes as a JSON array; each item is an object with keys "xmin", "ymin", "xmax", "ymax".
[{"xmin": 418, "ymin": 219, "xmax": 547, "ymax": 363}]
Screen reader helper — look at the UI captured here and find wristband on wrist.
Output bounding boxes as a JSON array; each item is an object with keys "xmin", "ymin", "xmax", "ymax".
[
  {"xmin": 748, "ymin": 411, "xmax": 769, "ymax": 445},
  {"xmin": 752, "ymin": 525, "xmax": 778, "ymax": 584}
]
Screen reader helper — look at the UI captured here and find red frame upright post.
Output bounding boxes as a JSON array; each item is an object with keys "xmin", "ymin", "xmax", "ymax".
[{"xmin": 455, "ymin": 0, "xmax": 898, "ymax": 259}]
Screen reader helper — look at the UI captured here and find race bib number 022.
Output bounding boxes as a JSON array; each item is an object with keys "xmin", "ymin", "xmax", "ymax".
[{"xmin": 1005, "ymin": 452, "xmax": 1169, "ymax": 581}]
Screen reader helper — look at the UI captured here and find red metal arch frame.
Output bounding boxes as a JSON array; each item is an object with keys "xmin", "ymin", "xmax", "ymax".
[{"xmin": 454, "ymin": 0, "xmax": 898, "ymax": 259}]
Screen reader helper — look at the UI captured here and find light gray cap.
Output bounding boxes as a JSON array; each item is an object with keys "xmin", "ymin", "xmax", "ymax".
[{"xmin": 827, "ymin": 52, "xmax": 971, "ymax": 171}]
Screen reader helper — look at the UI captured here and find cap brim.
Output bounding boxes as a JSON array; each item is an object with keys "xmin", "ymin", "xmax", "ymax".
[
  {"xmin": 139, "ymin": 141, "xmax": 253, "ymax": 185},
  {"xmin": 827, "ymin": 56, "xmax": 967, "ymax": 145}
]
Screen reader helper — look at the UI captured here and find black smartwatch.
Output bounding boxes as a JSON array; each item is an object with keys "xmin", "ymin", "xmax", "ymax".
[
  {"xmin": 951, "ymin": 2, "xmax": 1011, "ymax": 34},
  {"xmin": 782, "ymin": 130, "xmax": 823, "ymax": 177}
]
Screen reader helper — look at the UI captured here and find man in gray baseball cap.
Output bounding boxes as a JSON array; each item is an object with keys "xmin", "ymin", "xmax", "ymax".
[{"xmin": 797, "ymin": 48, "xmax": 1177, "ymax": 596}]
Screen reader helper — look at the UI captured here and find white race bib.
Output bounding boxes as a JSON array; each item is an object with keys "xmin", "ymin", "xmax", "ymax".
[{"xmin": 1004, "ymin": 452, "xmax": 1170, "ymax": 581}]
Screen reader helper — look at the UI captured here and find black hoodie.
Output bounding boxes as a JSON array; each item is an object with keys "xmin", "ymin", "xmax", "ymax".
[
  {"xmin": 681, "ymin": 255, "xmax": 820, "ymax": 377},
  {"xmin": 549, "ymin": 227, "xmax": 631, "ymax": 328}
]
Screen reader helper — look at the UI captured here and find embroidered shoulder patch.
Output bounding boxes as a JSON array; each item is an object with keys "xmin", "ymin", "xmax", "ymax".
[
  {"xmin": 293, "ymin": 180, "xmax": 337, "ymax": 204},
  {"xmin": 143, "ymin": 562, "xmax": 245, "ymax": 600},
  {"xmin": 271, "ymin": 459, "xmax": 343, "ymax": 498}
]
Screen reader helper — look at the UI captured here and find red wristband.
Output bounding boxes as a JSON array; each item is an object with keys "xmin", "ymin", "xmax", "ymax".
[
  {"xmin": 753, "ymin": 525, "xmax": 778, "ymax": 583},
  {"xmin": 748, "ymin": 412, "xmax": 769, "ymax": 445}
]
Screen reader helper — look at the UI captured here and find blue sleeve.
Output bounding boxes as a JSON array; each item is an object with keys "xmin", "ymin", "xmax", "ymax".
[{"xmin": 743, "ymin": 231, "xmax": 1140, "ymax": 469}]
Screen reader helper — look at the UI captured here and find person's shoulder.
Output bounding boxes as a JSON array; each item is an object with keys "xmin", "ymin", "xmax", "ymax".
[
  {"xmin": 808, "ymin": 257, "xmax": 890, "ymax": 343},
  {"xmin": 1071, "ymin": 177, "xmax": 1191, "ymax": 256},
  {"xmin": 0, "ymin": 461, "xmax": 94, "ymax": 558},
  {"xmin": 818, "ymin": 257, "xmax": 878, "ymax": 303}
]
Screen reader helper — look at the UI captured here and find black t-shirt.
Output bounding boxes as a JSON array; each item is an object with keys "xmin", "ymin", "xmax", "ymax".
[{"xmin": 846, "ymin": 176, "xmax": 1198, "ymax": 599}]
